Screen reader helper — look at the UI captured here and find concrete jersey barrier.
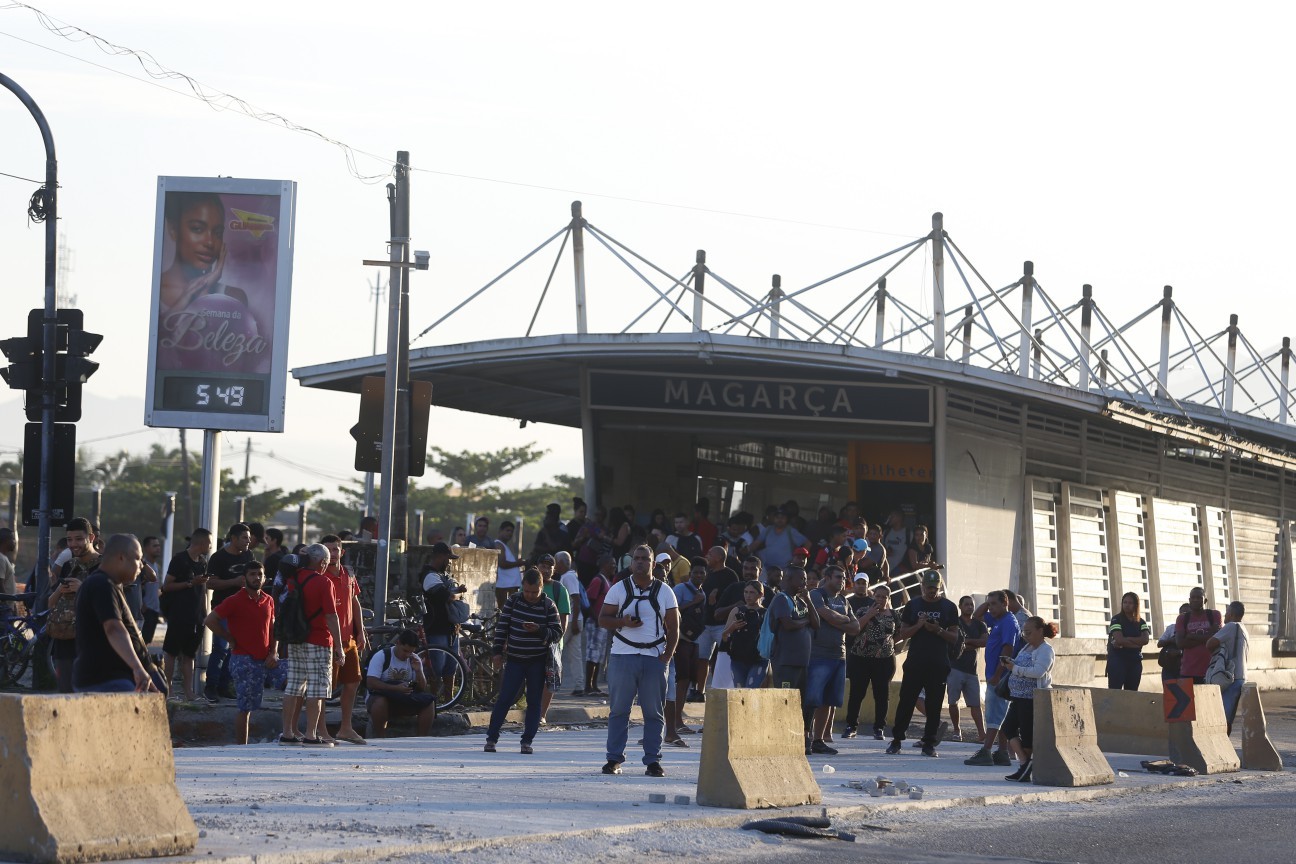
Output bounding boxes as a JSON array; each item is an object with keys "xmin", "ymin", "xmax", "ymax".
[{"xmin": 696, "ymin": 688, "xmax": 821, "ymax": 809}]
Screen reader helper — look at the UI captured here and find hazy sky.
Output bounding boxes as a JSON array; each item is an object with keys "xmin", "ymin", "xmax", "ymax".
[{"xmin": 2, "ymin": 1, "xmax": 1292, "ymax": 505}]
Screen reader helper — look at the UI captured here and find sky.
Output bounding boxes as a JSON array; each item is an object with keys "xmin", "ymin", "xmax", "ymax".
[{"xmin": 1, "ymin": 1, "xmax": 1293, "ymax": 511}]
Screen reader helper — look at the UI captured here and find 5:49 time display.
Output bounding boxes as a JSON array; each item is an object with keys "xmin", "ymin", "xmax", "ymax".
[
  {"xmin": 159, "ymin": 375, "xmax": 266, "ymax": 415},
  {"xmin": 196, "ymin": 383, "xmax": 246, "ymax": 408}
]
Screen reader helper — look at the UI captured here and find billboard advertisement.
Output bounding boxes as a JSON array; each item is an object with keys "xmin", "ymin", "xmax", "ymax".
[{"xmin": 144, "ymin": 176, "xmax": 297, "ymax": 432}]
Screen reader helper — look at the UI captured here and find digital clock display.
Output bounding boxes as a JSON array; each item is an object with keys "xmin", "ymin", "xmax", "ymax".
[{"xmin": 160, "ymin": 376, "xmax": 268, "ymax": 415}]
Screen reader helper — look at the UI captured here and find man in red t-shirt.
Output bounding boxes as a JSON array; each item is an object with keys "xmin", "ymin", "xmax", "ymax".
[
  {"xmin": 280, "ymin": 544, "xmax": 342, "ymax": 746},
  {"xmin": 205, "ymin": 561, "xmax": 277, "ymax": 744},
  {"xmin": 1174, "ymin": 586, "xmax": 1222, "ymax": 683},
  {"xmin": 323, "ymin": 534, "xmax": 369, "ymax": 745}
]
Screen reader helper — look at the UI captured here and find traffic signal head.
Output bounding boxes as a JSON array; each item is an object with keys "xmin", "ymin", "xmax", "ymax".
[{"xmin": 0, "ymin": 334, "xmax": 40, "ymax": 391}]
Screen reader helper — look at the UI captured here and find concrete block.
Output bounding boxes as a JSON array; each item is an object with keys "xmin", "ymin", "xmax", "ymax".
[
  {"xmin": 1238, "ymin": 683, "xmax": 1282, "ymax": 772},
  {"xmin": 1030, "ymin": 688, "xmax": 1114, "ymax": 787},
  {"xmin": 1056, "ymin": 685, "xmax": 1168, "ymax": 756},
  {"xmin": 1167, "ymin": 684, "xmax": 1240, "ymax": 775},
  {"xmin": 672, "ymin": 795, "xmax": 691, "ymax": 806},
  {"xmin": 695, "ymin": 688, "xmax": 821, "ymax": 809},
  {"xmin": 0, "ymin": 693, "xmax": 198, "ymax": 863},
  {"xmin": 647, "ymin": 793, "xmax": 666, "ymax": 804}
]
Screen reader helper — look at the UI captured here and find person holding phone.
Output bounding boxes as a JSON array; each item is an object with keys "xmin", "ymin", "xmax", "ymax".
[{"xmin": 483, "ymin": 570, "xmax": 562, "ymax": 755}]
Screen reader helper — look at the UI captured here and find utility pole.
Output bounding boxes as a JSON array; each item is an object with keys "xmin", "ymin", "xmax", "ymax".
[
  {"xmin": 244, "ymin": 437, "xmax": 252, "ymax": 483},
  {"xmin": 363, "ymin": 275, "xmax": 385, "ymax": 519},
  {"xmin": 180, "ymin": 428, "xmax": 194, "ymax": 531}
]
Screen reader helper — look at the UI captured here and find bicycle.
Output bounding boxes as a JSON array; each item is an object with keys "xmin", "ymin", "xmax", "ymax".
[
  {"xmin": 363, "ymin": 603, "xmax": 468, "ymax": 712},
  {"xmin": 0, "ymin": 592, "xmax": 53, "ymax": 688}
]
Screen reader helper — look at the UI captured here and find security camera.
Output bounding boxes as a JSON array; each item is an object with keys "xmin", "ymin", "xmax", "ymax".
[{"xmin": 414, "ymin": 250, "xmax": 430, "ymax": 270}]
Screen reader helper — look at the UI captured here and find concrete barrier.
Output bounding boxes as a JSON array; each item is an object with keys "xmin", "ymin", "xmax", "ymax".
[
  {"xmin": 1167, "ymin": 684, "xmax": 1240, "ymax": 775},
  {"xmin": 1056, "ymin": 685, "xmax": 1168, "ymax": 756},
  {"xmin": 0, "ymin": 692, "xmax": 198, "ymax": 863},
  {"xmin": 1238, "ymin": 683, "xmax": 1283, "ymax": 771},
  {"xmin": 696, "ymin": 688, "xmax": 821, "ymax": 809},
  {"xmin": 1030, "ymin": 689, "xmax": 1114, "ymax": 787}
]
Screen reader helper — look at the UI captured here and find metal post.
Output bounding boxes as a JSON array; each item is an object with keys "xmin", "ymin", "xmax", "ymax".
[
  {"xmin": 1080, "ymin": 284, "xmax": 1093, "ymax": 392},
  {"xmin": 931, "ymin": 213, "xmax": 946, "ymax": 359},
  {"xmin": 1019, "ymin": 262, "xmax": 1034, "ymax": 376},
  {"xmin": 960, "ymin": 304, "xmax": 974, "ymax": 364},
  {"xmin": 579, "ymin": 366, "xmax": 598, "ymax": 509},
  {"xmin": 1157, "ymin": 286, "xmax": 1174, "ymax": 399},
  {"xmin": 1224, "ymin": 314, "xmax": 1239, "ymax": 412},
  {"xmin": 364, "ymin": 276, "xmax": 383, "ymax": 520},
  {"xmin": 692, "ymin": 250, "xmax": 706, "ymax": 332},
  {"xmin": 0, "ymin": 73, "xmax": 58, "ymax": 587},
  {"xmin": 874, "ymin": 277, "xmax": 887, "ymax": 349},
  {"xmin": 769, "ymin": 275, "xmax": 783, "ymax": 339},
  {"xmin": 1281, "ymin": 337, "xmax": 1292, "ymax": 424},
  {"xmin": 1032, "ymin": 328, "xmax": 1044, "ymax": 380},
  {"xmin": 1099, "ymin": 349, "xmax": 1109, "ymax": 386},
  {"xmin": 375, "ymin": 152, "xmax": 411, "ymax": 628},
  {"xmin": 197, "ymin": 429, "xmax": 221, "ymax": 681},
  {"xmin": 572, "ymin": 201, "xmax": 588, "ymax": 335},
  {"xmin": 7, "ymin": 481, "xmax": 16, "ymax": 529},
  {"xmin": 234, "ymin": 496, "xmax": 246, "ymax": 524},
  {"xmin": 413, "ymin": 510, "xmax": 424, "ymax": 545},
  {"xmin": 392, "ymin": 153, "xmax": 411, "ymax": 549},
  {"xmin": 162, "ymin": 492, "xmax": 176, "ymax": 578},
  {"xmin": 297, "ymin": 502, "xmax": 308, "ymax": 545},
  {"xmin": 90, "ymin": 485, "xmax": 102, "ymax": 531}
]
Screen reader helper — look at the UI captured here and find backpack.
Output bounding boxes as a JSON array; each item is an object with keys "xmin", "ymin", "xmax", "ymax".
[
  {"xmin": 612, "ymin": 577, "xmax": 666, "ymax": 651},
  {"xmin": 274, "ymin": 572, "xmax": 322, "ymax": 645},
  {"xmin": 49, "ymin": 557, "xmax": 99, "ymax": 641},
  {"xmin": 678, "ymin": 584, "xmax": 706, "ymax": 642},
  {"xmin": 756, "ymin": 595, "xmax": 781, "ymax": 660}
]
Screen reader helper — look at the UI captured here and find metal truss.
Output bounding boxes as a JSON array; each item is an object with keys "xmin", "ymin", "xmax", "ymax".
[{"xmin": 411, "ymin": 205, "xmax": 1296, "ymax": 434}]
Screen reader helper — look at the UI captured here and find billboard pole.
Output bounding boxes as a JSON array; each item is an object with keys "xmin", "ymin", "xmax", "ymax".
[
  {"xmin": 375, "ymin": 152, "xmax": 410, "ymax": 621},
  {"xmin": 197, "ymin": 428, "xmax": 221, "ymax": 686},
  {"xmin": 0, "ymin": 73, "xmax": 57, "ymax": 585}
]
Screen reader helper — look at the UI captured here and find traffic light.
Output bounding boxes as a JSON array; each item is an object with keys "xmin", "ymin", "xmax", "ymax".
[
  {"xmin": 58, "ymin": 310, "xmax": 102, "ymax": 422},
  {"xmin": 408, "ymin": 380, "xmax": 432, "ymax": 477},
  {"xmin": 350, "ymin": 376, "xmax": 384, "ymax": 473},
  {"xmin": 0, "ymin": 332, "xmax": 40, "ymax": 392}
]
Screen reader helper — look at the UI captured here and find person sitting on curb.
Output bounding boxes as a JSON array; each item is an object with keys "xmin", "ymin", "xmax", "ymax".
[{"xmin": 366, "ymin": 630, "xmax": 436, "ymax": 738}]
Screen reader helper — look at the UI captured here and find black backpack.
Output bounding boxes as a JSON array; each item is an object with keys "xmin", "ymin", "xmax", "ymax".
[
  {"xmin": 274, "ymin": 572, "xmax": 322, "ymax": 645},
  {"xmin": 613, "ymin": 577, "xmax": 667, "ymax": 651}
]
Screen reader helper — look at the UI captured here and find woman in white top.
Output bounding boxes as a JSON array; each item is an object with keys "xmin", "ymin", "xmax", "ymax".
[{"xmin": 999, "ymin": 616, "xmax": 1058, "ymax": 783}]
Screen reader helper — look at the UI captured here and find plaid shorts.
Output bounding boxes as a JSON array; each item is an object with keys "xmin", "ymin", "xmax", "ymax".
[
  {"xmin": 583, "ymin": 622, "xmax": 610, "ymax": 663},
  {"xmin": 286, "ymin": 642, "xmax": 333, "ymax": 700},
  {"xmin": 230, "ymin": 654, "xmax": 267, "ymax": 712}
]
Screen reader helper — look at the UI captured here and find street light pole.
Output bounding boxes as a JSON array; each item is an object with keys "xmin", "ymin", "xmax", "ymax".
[{"xmin": 0, "ymin": 73, "xmax": 58, "ymax": 586}]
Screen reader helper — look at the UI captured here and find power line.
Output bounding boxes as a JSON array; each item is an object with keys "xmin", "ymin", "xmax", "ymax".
[{"xmin": 0, "ymin": 168, "xmax": 42, "ymax": 184}]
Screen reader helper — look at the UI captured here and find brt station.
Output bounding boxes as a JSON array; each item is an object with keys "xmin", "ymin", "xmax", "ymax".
[{"xmin": 296, "ymin": 207, "xmax": 1296, "ymax": 688}]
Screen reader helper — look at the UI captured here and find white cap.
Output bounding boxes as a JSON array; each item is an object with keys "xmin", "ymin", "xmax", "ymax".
[{"xmin": 655, "ymin": 552, "xmax": 672, "ymax": 564}]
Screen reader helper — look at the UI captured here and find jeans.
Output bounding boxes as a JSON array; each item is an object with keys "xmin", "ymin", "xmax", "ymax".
[
  {"xmin": 205, "ymin": 634, "xmax": 232, "ymax": 696},
  {"xmin": 1220, "ymin": 678, "xmax": 1244, "ymax": 732},
  {"xmin": 1106, "ymin": 652, "xmax": 1143, "ymax": 691},
  {"xmin": 487, "ymin": 656, "xmax": 547, "ymax": 745},
  {"xmin": 425, "ymin": 633, "xmax": 460, "ymax": 677},
  {"xmin": 606, "ymin": 653, "xmax": 668, "ymax": 765},
  {"xmin": 891, "ymin": 660, "xmax": 950, "ymax": 744},
  {"xmin": 845, "ymin": 654, "xmax": 895, "ymax": 731},
  {"xmin": 729, "ymin": 658, "xmax": 769, "ymax": 688}
]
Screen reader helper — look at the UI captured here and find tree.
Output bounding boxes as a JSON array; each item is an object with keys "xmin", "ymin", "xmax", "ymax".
[{"xmin": 426, "ymin": 444, "xmax": 548, "ymax": 500}]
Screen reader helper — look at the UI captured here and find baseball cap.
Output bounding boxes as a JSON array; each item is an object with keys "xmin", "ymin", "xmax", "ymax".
[
  {"xmin": 921, "ymin": 570, "xmax": 942, "ymax": 586},
  {"xmin": 793, "ymin": 546, "xmax": 810, "ymax": 558},
  {"xmin": 431, "ymin": 542, "xmax": 459, "ymax": 559},
  {"xmin": 853, "ymin": 538, "xmax": 869, "ymax": 552},
  {"xmin": 853, "ymin": 574, "xmax": 869, "ymax": 583},
  {"xmin": 654, "ymin": 552, "xmax": 672, "ymax": 564}
]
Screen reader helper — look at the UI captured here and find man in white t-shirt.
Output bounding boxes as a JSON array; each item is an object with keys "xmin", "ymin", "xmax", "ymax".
[
  {"xmin": 365, "ymin": 630, "xmax": 435, "ymax": 738},
  {"xmin": 494, "ymin": 521, "xmax": 523, "ymax": 609},
  {"xmin": 597, "ymin": 544, "xmax": 679, "ymax": 777},
  {"xmin": 1207, "ymin": 601, "xmax": 1250, "ymax": 734}
]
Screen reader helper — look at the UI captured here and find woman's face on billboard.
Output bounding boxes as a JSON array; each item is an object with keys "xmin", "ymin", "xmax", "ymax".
[{"xmin": 171, "ymin": 200, "xmax": 224, "ymax": 273}]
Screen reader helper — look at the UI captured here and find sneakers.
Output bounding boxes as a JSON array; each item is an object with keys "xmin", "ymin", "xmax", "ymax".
[
  {"xmin": 993, "ymin": 749, "xmax": 1013, "ymax": 766},
  {"xmin": 520, "ymin": 743, "xmax": 534, "ymax": 755},
  {"xmin": 885, "ymin": 741, "xmax": 902, "ymax": 755},
  {"xmin": 811, "ymin": 740, "xmax": 839, "ymax": 756},
  {"xmin": 1005, "ymin": 759, "xmax": 1033, "ymax": 782},
  {"xmin": 873, "ymin": 729, "xmax": 885, "ymax": 741},
  {"xmin": 1018, "ymin": 761, "xmax": 1033, "ymax": 782},
  {"xmin": 483, "ymin": 741, "xmax": 497, "ymax": 753},
  {"xmin": 601, "ymin": 761, "xmax": 622, "ymax": 775},
  {"xmin": 277, "ymin": 734, "xmax": 302, "ymax": 747},
  {"xmin": 921, "ymin": 745, "xmax": 938, "ymax": 758},
  {"xmin": 571, "ymin": 688, "xmax": 588, "ymax": 697},
  {"xmin": 842, "ymin": 725, "xmax": 858, "ymax": 739},
  {"xmin": 964, "ymin": 748, "xmax": 994, "ymax": 766},
  {"xmin": 685, "ymin": 689, "xmax": 705, "ymax": 703},
  {"xmin": 645, "ymin": 762, "xmax": 665, "ymax": 777}
]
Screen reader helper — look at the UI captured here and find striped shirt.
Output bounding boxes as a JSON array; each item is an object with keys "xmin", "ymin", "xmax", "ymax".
[{"xmin": 492, "ymin": 592, "xmax": 562, "ymax": 661}]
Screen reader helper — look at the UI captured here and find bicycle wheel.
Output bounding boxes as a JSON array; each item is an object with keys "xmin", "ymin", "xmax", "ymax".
[
  {"xmin": 460, "ymin": 638, "xmax": 503, "ymax": 706},
  {"xmin": 420, "ymin": 646, "xmax": 466, "ymax": 711},
  {"xmin": 0, "ymin": 632, "xmax": 30, "ymax": 687}
]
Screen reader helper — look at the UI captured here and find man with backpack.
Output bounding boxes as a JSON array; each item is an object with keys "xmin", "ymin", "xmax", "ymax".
[
  {"xmin": 422, "ymin": 542, "xmax": 468, "ymax": 705},
  {"xmin": 366, "ymin": 630, "xmax": 436, "ymax": 738},
  {"xmin": 278, "ymin": 544, "xmax": 342, "ymax": 747},
  {"xmin": 598, "ymin": 544, "xmax": 680, "ymax": 777}
]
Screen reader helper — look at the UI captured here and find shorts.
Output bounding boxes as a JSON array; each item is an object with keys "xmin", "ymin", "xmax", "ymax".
[
  {"xmin": 333, "ymin": 638, "xmax": 361, "ymax": 686},
  {"xmin": 583, "ymin": 622, "xmax": 610, "ymax": 663},
  {"xmin": 366, "ymin": 689, "xmax": 436, "ymax": 716},
  {"xmin": 163, "ymin": 618, "xmax": 202, "ymax": 658},
  {"xmin": 805, "ymin": 658, "xmax": 846, "ymax": 709},
  {"xmin": 546, "ymin": 643, "xmax": 562, "ymax": 691},
  {"xmin": 673, "ymin": 640, "xmax": 699, "ymax": 678},
  {"xmin": 285, "ymin": 642, "xmax": 333, "ymax": 700},
  {"xmin": 696, "ymin": 624, "xmax": 725, "ymax": 663},
  {"xmin": 772, "ymin": 664, "xmax": 808, "ymax": 692},
  {"xmin": 984, "ymin": 685, "xmax": 1009, "ymax": 728},
  {"xmin": 946, "ymin": 669, "xmax": 982, "ymax": 707},
  {"xmin": 230, "ymin": 654, "xmax": 268, "ymax": 712}
]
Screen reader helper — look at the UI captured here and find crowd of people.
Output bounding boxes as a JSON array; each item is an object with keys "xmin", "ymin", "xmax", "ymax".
[{"xmin": 0, "ymin": 492, "xmax": 1252, "ymax": 772}]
